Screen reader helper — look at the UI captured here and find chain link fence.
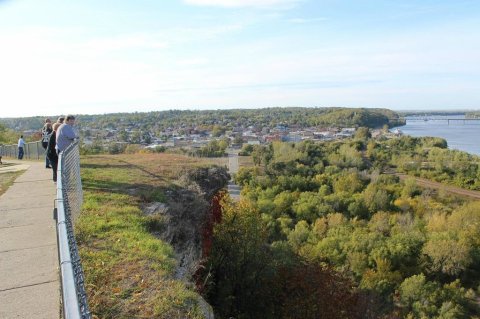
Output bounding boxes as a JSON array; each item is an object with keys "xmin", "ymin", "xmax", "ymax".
[
  {"xmin": 56, "ymin": 140, "xmax": 91, "ymax": 319},
  {"xmin": 0, "ymin": 141, "xmax": 45, "ymax": 160}
]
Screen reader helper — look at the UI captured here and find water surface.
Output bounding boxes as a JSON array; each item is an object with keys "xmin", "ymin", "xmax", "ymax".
[{"xmin": 400, "ymin": 115, "xmax": 480, "ymax": 156}]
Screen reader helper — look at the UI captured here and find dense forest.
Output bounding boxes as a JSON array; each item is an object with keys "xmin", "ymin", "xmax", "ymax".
[{"xmin": 200, "ymin": 135, "xmax": 480, "ymax": 318}]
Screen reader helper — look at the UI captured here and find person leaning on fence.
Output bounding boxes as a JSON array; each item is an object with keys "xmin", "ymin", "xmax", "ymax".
[
  {"xmin": 41, "ymin": 118, "xmax": 53, "ymax": 168},
  {"xmin": 47, "ymin": 123, "xmax": 61, "ymax": 182},
  {"xmin": 56, "ymin": 115, "xmax": 78, "ymax": 153},
  {"xmin": 17, "ymin": 135, "xmax": 26, "ymax": 160}
]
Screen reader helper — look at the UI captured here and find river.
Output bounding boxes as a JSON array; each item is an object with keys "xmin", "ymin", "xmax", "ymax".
[{"xmin": 398, "ymin": 115, "xmax": 480, "ymax": 156}]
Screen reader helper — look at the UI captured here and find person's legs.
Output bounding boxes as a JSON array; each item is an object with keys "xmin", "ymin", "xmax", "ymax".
[
  {"xmin": 18, "ymin": 147, "xmax": 24, "ymax": 159},
  {"xmin": 45, "ymin": 155, "xmax": 51, "ymax": 168},
  {"xmin": 51, "ymin": 158, "xmax": 58, "ymax": 182}
]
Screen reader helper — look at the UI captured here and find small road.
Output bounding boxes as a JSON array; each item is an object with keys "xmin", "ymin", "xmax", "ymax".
[
  {"xmin": 395, "ymin": 173, "xmax": 480, "ymax": 200},
  {"xmin": 227, "ymin": 149, "xmax": 239, "ymax": 175},
  {"xmin": 226, "ymin": 149, "xmax": 240, "ymax": 200}
]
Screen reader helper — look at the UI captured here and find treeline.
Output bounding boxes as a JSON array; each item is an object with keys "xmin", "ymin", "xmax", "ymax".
[
  {"xmin": 1, "ymin": 107, "xmax": 404, "ymax": 132},
  {"xmin": 202, "ymin": 136, "xmax": 480, "ymax": 318},
  {"xmin": 0, "ymin": 123, "xmax": 33, "ymax": 144},
  {"xmin": 80, "ymin": 139, "xmax": 229, "ymax": 158},
  {"xmin": 0, "ymin": 116, "xmax": 45, "ymax": 132},
  {"xmin": 0, "ymin": 123, "xmax": 13, "ymax": 144}
]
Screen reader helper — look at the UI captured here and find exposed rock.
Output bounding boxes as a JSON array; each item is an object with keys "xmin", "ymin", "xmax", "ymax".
[
  {"xmin": 142, "ymin": 166, "xmax": 228, "ymax": 318},
  {"xmin": 143, "ymin": 165, "xmax": 228, "ymax": 281},
  {"xmin": 197, "ymin": 296, "xmax": 215, "ymax": 319},
  {"xmin": 177, "ymin": 166, "xmax": 230, "ymax": 200},
  {"xmin": 143, "ymin": 202, "xmax": 168, "ymax": 215}
]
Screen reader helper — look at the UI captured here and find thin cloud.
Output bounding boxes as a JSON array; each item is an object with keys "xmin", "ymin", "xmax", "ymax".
[
  {"xmin": 184, "ymin": 0, "xmax": 301, "ymax": 9},
  {"xmin": 155, "ymin": 80, "xmax": 381, "ymax": 93},
  {"xmin": 288, "ymin": 17, "xmax": 327, "ymax": 24}
]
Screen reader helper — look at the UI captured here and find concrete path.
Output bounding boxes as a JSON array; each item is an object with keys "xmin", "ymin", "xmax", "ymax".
[{"xmin": 0, "ymin": 159, "xmax": 59, "ymax": 319}]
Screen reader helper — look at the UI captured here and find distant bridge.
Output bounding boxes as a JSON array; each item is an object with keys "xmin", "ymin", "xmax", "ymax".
[{"xmin": 406, "ymin": 118, "xmax": 480, "ymax": 125}]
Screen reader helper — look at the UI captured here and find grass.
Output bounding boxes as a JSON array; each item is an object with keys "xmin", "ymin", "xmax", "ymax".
[
  {"xmin": 0, "ymin": 170, "xmax": 25, "ymax": 196},
  {"xmin": 238, "ymin": 155, "xmax": 254, "ymax": 168},
  {"xmin": 77, "ymin": 153, "xmax": 216, "ymax": 318}
]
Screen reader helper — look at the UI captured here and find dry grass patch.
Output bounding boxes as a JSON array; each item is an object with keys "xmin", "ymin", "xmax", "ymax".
[
  {"xmin": 0, "ymin": 170, "xmax": 25, "ymax": 196},
  {"xmin": 238, "ymin": 155, "xmax": 254, "ymax": 168}
]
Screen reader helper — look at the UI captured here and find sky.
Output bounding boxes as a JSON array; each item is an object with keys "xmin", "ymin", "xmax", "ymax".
[{"xmin": 0, "ymin": 0, "xmax": 479, "ymax": 117}]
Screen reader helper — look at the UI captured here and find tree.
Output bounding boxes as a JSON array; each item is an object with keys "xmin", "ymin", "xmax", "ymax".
[
  {"xmin": 360, "ymin": 258, "xmax": 402, "ymax": 296},
  {"xmin": 233, "ymin": 136, "xmax": 244, "ymax": 145},
  {"xmin": 423, "ymin": 232, "xmax": 472, "ymax": 276},
  {"xmin": 130, "ymin": 131, "xmax": 142, "ymax": 144},
  {"xmin": 142, "ymin": 131, "xmax": 152, "ymax": 144},
  {"xmin": 203, "ymin": 199, "xmax": 272, "ymax": 318},
  {"xmin": 269, "ymin": 263, "xmax": 364, "ymax": 319},
  {"xmin": 354, "ymin": 127, "xmax": 371, "ymax": 141},
  {"xmin": 0, "ymin": 123, "xmax": 17, "ymax": 144},
  {"xmin": 211, "ymin": 125, "xmax": 225, "ymax": 137},
  {"xmin": 292, "ymin": 192, "xmax": 331, "ymax": 223},
  {"xmin": 117, "ymin": 129, "xmax": 128, "ymax": 142},
  {"xmin": 399, "ymin": 275, "xmax": 476, "ymax": 318},
  {"xmin": 239, "ymin": 143, "xmax": 254, "ymax": 156},
  {"xmin": 252, "ymin": 145, "xmax": 272, "ymax": 166},
  {"xmin": 333, "ymin": 170, "xmax": 365, "ymax": 194},
  {"xmin": 363, "ymin": 184, "xmax": 391, "ymax": 213}
]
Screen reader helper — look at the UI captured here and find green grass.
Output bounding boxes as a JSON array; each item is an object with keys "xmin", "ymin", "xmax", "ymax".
[
  {"xmin": 0, "ymin": 170, "xmax": 25, "ymax": 196},
  {"xmin": 77, "ymin": 153, "xmax": 213, "ymax": 318}
]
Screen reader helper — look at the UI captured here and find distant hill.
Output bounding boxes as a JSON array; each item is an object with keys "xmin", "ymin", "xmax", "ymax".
[
  {"xmin": 0, "ymin": 107, "xmax": 404, "ymax": 131},
  {"xmin": 314, "ymin": 108, "xmax": 403, "ymax": 127}
]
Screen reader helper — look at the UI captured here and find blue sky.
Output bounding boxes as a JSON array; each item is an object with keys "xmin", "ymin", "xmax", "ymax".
[{"xmin": 0, "ymin": 0, "xmax": 479, "ymax": 117}]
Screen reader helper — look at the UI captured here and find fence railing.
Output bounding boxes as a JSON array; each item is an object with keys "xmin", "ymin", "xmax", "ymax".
[
  {"xmin": 55, "ymin": 141, "xmax": 91, "ymax": 319},
  {"xmin": 0, "ymin": 141, "xmax": 45, "ymax": 160}
]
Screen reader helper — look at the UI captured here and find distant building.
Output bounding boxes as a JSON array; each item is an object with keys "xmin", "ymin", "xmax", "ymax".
[{"xmin": 283, "ymin": 134, "xmax": 302, "ymax": 142}]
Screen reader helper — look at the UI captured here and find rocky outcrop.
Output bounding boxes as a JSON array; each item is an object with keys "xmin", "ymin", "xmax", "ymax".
[
  {"xmin": 144, "ymin": 165, "xmax": 229, "ymax": 279},
  {"xmin": 143, "ymin": 166, "xmax": 228, "ymax": 319}
]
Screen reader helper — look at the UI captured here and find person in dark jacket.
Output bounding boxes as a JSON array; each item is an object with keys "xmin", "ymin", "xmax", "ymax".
[
  {"xmin": 47, "ymin": 123, "xmax": 61, "ymax": 182},
  {"xmin": 41, "ymin": 118, "xmax": 53, "ymax": 168}
]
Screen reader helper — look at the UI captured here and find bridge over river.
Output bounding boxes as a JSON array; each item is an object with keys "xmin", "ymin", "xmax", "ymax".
[{"xmin": 406, "ymin": 118, "xmax": 480, "ymax": 125}]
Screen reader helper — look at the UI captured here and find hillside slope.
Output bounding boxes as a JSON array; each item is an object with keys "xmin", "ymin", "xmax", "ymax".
[{"xmin": 77, "ymin": 153, "xmax": 228, "ymax": 318}]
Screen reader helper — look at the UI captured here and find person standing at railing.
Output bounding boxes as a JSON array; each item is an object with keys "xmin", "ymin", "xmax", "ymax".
[
  {"xmin": 47, "ymin": 122, "xmax": 61, "ymax": 182},
  {"xmin": 56, "ymin": 115, "xmax": 78, "ymax": 153},
  {"xmin": 17, "ymin": 135, "xmax": 25, "ymax": 159},
  {"xmin": 41, "ymin": 118, "xmax": 53, "ymax": 168}
]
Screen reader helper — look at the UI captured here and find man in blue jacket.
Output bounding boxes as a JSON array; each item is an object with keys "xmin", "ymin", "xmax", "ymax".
[
  {"xmin": 56, "ymin": 115, "xmax": 78, "ymax": 153},
  {"xmin": 17, "ymin": 135, "xmax": 26, "ymax": 159}
]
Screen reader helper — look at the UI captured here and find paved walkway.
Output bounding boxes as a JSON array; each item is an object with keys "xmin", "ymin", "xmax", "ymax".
[
  {"xmin": 0, "ymin": 159, "xmax": 59, "ymax": 319},
  {"xmin": 226, "ymin": 149, "xmax": 241, "ymax": 200}
]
